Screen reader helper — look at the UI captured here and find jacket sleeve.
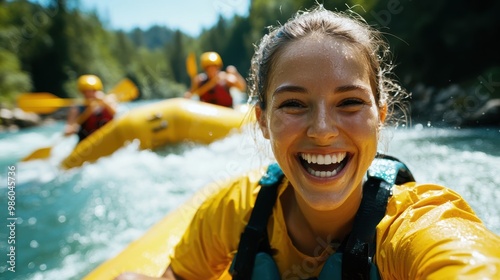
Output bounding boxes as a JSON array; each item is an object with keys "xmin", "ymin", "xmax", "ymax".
[{"xmin": 376, "ymin": 182, "xmax": 500, "ymax": 279}]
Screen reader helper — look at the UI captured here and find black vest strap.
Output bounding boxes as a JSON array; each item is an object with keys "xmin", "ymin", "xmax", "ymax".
[
  {"xmin": 340, "ymin": 177, "xmax": 392, "ymax": 279},
  {"xmin": 230, "ymin": 163, "xmax": 284, "ymax": 280},
  {"xmin": 341, "ymin": 154, "xmax": 415, "ymax": 279}
]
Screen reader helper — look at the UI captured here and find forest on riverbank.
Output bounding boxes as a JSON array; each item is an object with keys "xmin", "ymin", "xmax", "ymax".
[{"xmin": 1, "ymin": 0, "xmax": 499, "ymax": 127}]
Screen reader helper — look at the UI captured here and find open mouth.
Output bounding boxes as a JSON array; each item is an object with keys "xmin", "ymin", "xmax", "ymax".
[{"xmin": 298, "ymin": 152, "xmax": 349, "ymax": 178}]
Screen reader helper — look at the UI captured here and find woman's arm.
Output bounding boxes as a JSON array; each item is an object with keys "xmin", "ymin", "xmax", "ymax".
[
  {"xmin": 64, "ymin": 106, "xmax": 80, "ymax": 136},
  {"xmin": 95, "ymin": 90, "xmax": 117, "ymax": 116},
  {"xmin": 224, "ymin": 65, "xmax": 246, "ymax": 92},
  {"xmin": 377, "ymin": 183, "xmax": 500, "ymax": 279}
]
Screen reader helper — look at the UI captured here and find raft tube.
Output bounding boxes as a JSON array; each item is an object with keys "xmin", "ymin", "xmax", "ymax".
[
  {"xmin": 61, "ymin": 98, "xmax": 252, "ymax": 169},
  {"xmin": 83, "ymin": 181, "xmax": 232, "ymax": 279}
]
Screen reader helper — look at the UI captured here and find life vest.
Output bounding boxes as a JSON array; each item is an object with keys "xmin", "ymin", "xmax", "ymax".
[
  {"xmin": 198, "ymin": 74, "xmax": 233, "ymax": 108},
  {"xmin": 77, "ymin": 105, "xmax": 114, "ymax": 142},
  {"xmin": 229, "ymin": 154, "xmax": 415, "ymax": 280}
]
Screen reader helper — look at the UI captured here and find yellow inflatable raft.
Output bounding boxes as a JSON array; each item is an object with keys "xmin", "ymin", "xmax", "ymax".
[
  {"xmin": 84, "ymin": 181, "xmax": 231, "ymax": 279},
  {"xmin": 61, "ymin": 98, "xmax": 253, "ymax": 169}
]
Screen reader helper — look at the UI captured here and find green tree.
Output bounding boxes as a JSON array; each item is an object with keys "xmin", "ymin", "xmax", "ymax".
[
  {"xmin": 28, "ymin": 0, "xmax": 70, "ymax": 97},
  {"xmin": 200, "ymin": 15, "xmax": 228, "ymax": 54},
  {"xmin": 0, "ymin": 48, "xmax": 31, "ymax": 105},
  {"xmin": 165, "ymin": 30, "xmax": 189, "ymax": 85},
  {"xmin": 220, "ymin": 16, "xmax": 252, "ymax": 77},
  {"xmin": 0, "ymin": 1, "xmax": 31, "ymax": 105}
]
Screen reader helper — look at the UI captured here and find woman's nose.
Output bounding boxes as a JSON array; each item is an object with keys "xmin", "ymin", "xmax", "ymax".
[{"xmin": 306, "ymin": 105, "xmax": 339, "ymax": 141}]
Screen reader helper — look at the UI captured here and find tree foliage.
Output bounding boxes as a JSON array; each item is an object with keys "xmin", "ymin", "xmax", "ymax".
[{"xmin": 0, "ymin": 0, "xmax": 498, "ymax": 113}]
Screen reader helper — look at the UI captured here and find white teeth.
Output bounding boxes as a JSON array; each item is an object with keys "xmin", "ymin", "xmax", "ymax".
[
  {"xmin": 317, "ymin": 154, "xmax": 325, "ymax": 164},
  {"xmin": 307, "ymin": 167, "xmax": 338, "ymax": 178},
  {"xmin": 300, "ymin": 152, "xmax": 346, "ymax": 165},
  {"xmin": 300, "ymin": 152, "xmax": 347, "ymax": 178},
  {"xmin": 325, "ymin": 155, "xmax": 332, "ymax": 164}
]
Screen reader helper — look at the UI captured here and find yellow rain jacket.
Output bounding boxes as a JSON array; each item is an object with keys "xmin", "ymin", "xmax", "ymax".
[{"xmin": 170, "ymin": 168, "xmax": 500, "ymax": 279}]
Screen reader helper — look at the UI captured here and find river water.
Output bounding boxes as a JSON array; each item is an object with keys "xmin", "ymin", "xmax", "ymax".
[{"xmin": 0, "ymin": 101, "xmax": 499, "ymax": 280}]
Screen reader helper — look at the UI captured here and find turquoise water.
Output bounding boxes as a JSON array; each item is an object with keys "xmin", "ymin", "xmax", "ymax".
[{"xmin": 0, "ymin": 102, "xmax": 499, "ymax": 280}]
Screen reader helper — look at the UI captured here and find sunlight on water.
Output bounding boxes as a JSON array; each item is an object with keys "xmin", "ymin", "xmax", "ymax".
[{"xmin": 0, "ymin": 120, "xmax": 499, "ymax": 279}]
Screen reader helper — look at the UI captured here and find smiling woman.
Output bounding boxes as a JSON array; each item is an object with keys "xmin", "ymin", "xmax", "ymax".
[
  {"xmin": 115, "ymin": 5, "xmax": 500, "ymax": 280},
  {"xmin": 257, "ymin": 37, "xmax": 383, "ymax": 212}
]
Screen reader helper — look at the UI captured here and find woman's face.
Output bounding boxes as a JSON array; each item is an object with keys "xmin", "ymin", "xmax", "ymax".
[
  {"xmin": 204, "ymin": 65, "xmax": 220, "ymax": 78},
  {"xmin": 256, "ymin": 36, "xmax": 386, "ymax": 211},
  {"xmin": 82, "ymin": 89, "xmax": 98, "ymax": 99}
]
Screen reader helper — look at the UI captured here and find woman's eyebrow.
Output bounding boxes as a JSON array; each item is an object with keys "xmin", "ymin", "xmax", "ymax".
[
  {"xmin": 335, "ymin": 84, "xmax": 371, "ymax": 94},
  {"xmin": 272, "ymin": 84, "xmax": 371, "ymax": 96},
  {"xmin": 272, "ymin": 85, "xmax": 308, "ymax": 96}
]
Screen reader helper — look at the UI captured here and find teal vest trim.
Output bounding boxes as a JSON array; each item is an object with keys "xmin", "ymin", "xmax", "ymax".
[
  {"xmin": 230, "ymin": 154, "xmax": 415, "ymax": 280},
  {"xmin": 319, "ymin": 253, "xmax": 380, "ymax": 279},
  {"xmin": 367, "ymin": 155, "xmax": 414, "ymax": 186}
]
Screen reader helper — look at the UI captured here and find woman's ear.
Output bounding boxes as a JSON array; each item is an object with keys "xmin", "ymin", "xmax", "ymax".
[
  {"xmin": 255, "ymin": 105, "xmax": 270, "ymax": 139},
  {"xmin": 379, "ymin": 103, "xmax": 387, "ymax": 125}
]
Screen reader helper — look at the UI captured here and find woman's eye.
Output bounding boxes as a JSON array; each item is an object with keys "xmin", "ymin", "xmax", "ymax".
[
  {"xmin": 278, "ymin": 99, "xmax": 305, "ymax": 109},
  {"xmin": 339, "ymin": 98, "xmax": 365, "ymax": 107}
]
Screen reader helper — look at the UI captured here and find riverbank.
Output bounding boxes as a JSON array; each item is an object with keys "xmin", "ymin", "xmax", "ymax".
[
  {"xmin": 411, "ymin": 83, "xmax": 500, "ymax": 127},
  {"xmin": 0, "ymin": 105, "xmax": 67, "ymax": 132},
  {"xmin": 0, "ymin": 107, "xmax": 41, "ymax": 132}
]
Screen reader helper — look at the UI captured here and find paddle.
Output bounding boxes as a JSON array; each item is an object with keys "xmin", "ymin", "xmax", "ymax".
[
  {"xmin": 186, "ymin": 52, "xmax": 198, "ymax": 80},
  {"xmin": 21, "ymin": 135, "xmax": 64, "ymax": 161},
  {"xmin": 20, "ymin": 78, "xmax": 139, "ymax": 162},
  {"xmin": 17, "ymin": 78, "xmax": 139, "ymax": 114}
]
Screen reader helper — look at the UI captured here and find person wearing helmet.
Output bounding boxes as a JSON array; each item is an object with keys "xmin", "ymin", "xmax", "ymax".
[
  {"xmin": 185, "ymin": 52, "xmax": 246, "ymax": 108},
  {"xmin": 64, "ymin": 74, "xmax": 117, "ymax": 142}
]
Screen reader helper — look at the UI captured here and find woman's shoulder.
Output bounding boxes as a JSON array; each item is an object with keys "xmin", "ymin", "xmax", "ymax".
[
  {"xmin": 387, "ymin": 182, "xmax": 480, "ymax": 224},
  {"xmin": 392, "ymin": 182, "xmax": 470, "ymax": 206}
]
